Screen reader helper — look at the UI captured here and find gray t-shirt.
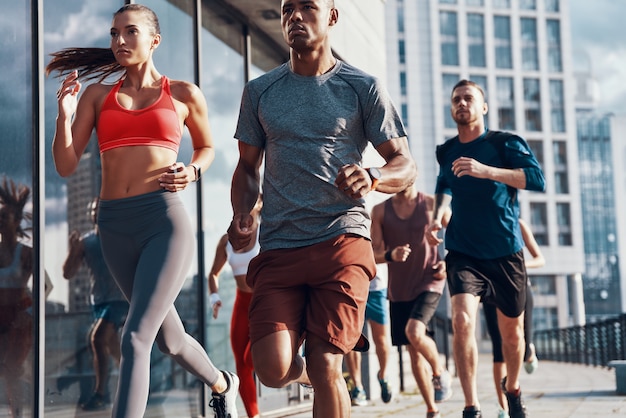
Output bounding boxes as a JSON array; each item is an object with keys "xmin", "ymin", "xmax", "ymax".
[{"xmin": 235, "ymin": 60, "xmax": 407, "ymax": 250}]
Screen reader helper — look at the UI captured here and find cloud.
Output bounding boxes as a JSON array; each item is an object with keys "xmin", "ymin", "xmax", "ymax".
[
  {"xmin": 44, "ymin": 0, "xmax": 112, "ymax": 48},
  {"xmin": 570, "ymin": 0, "xmax": 626, "ymax": 114}
]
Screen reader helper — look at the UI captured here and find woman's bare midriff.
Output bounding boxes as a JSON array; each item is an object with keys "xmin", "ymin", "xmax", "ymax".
[
  {"xmin": 233, "ymin": 274, "xmax": 253, "ymax": 293},
  {"xmin": 99, "ymin": 146, "xmax": 178, "ymax": 200}
]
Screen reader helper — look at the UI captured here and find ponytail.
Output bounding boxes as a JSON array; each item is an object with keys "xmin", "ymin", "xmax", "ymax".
[{"xmin": 45, "ymin": 47, "xmax": 124, "ymax": 82}]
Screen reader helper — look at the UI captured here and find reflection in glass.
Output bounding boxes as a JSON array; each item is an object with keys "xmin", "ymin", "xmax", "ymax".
[
  {"xmin": 43, "ymin": 1, "xmax": 123, "ymax": 415},
  {"xmin": 1, "ymin": 0, "xmax": 33, "ymax": 416}
]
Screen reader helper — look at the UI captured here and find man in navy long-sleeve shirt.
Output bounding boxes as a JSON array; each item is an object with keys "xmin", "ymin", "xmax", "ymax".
[{"xmin": 427, "ymin": 79, "xmax": 545, "ymax": 418}]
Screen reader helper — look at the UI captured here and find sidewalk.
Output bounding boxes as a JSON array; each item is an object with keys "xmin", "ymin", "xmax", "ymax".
[{"xmin": 280, "ymin": 353, "xmax": 626, "ymax": 418}]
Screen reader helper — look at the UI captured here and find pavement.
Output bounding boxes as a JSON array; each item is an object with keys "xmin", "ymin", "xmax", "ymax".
[{"xmin": 278, "ymin": 353, "xmax": 626, "ymax": 418}]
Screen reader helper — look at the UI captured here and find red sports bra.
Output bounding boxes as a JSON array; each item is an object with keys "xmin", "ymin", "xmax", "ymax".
[{"xmin": 97, "ymin": 76, "xmax": 182, "ymax": 153}]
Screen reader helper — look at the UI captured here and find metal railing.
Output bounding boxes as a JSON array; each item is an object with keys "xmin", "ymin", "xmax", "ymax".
[{"xmin": 534, "ymin": 313, "xmax": 626, "ymax": 367}]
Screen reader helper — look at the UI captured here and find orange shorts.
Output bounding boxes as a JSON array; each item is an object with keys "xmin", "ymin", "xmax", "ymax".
[{"xmin": 246, "ymin": 234, "xmax": 376, "ymax": 353}]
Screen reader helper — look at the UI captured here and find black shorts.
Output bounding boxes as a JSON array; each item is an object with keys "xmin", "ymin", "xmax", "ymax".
[
  {"xmin": 389, "ymin": 291, "xmax": 441, "ymax": 346},
  {"xmin": 446, "ymin": 250, "xmax": 527, "ymax": 318}
]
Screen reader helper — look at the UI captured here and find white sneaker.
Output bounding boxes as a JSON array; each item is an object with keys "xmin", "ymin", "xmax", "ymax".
[
  {"xmin": 498, "ymin": 406, "xmax": 510, "ymax": 418},
  {"xmin": 209, "ymin": 370, "xmax": 239, "ymax": 418}
]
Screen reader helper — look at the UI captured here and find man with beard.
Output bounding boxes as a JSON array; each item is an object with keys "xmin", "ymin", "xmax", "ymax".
[{"xmin": 426, "ymin": 80, "xmax": 545, "ymax": 418}]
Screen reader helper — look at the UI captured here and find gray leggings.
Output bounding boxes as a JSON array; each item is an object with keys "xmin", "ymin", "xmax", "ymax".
[{"xmin": 98, "ymin": 190, "xmax": 220, "ymax": 418}]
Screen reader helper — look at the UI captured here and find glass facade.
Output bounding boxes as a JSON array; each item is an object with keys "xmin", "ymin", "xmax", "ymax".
[
  {"xmin": 2, "ymin": 0, "xmax": 326, "ymax": 416},
  {"xmin": 1, "ymin": 1, "xmax": 35, "ymax": 416},
  {"xmin": 577, "ymin": 115, "xmax": 622, "ymax": 318}
]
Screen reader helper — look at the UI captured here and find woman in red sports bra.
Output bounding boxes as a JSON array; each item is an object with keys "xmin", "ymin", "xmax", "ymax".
[{"xmin": 47, "ymin": 4, "xmax": 238, "ymax": 418}]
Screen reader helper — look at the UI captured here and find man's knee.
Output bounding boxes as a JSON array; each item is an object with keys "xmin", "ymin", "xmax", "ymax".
[
  {"xmin": 451, "ymin": 310, "xmax": 474, "ymax": 335},
  {"xmin": 254, "ymin": 361, "xmax": 293, "ymax": 388}
]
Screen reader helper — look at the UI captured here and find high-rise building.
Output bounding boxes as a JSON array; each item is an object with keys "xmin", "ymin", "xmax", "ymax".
[
  {"xmin": 384, "ymin": 0, "xmax": 586, "ymax": 330},
  {"xmin": 65, "ymin": 139, "xmax": 101, "ymax": 312},
  {"xmin": 574, "ymin": 50, "xmax": 625, "ymax": 319}
]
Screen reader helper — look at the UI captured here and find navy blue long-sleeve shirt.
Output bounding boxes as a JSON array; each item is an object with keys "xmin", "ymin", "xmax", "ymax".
[{"xmin": 435, "ymin": 130, "xmax": 545, "ymax": 259}]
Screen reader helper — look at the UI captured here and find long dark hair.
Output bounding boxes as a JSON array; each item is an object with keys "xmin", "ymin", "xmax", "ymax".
[
  {"xmin": 0, "ymin": 177, "xmax": 32, "ymax": 239},
  {"xmin": 45, "ymin": 4, "xmax": 160, "ymax": 82}
]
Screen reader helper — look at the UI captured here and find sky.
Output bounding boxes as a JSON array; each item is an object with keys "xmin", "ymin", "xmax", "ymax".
[{"xmin": 569, "ymin": 0, "xmax": 626, "ymax": 115}]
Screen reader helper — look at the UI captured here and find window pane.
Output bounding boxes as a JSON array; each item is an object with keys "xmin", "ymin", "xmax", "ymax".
[
  {"xmin": 443, "ymin": 74, "xmax": 460, "ymax": 129},
  {"xmin": 494, "ymin": 16, "xmax": 512, "ymax": 69},
  {"xmin": 440, "ymin": 11, "xmax": 459, "ymax": 66},
  {"xmin": 399, "ymin": 39, "xmax": 406, "ymax": 64},
  {"xmin": 530, "ymin": 202, "xmax": 549, "ymax": 245},
  {"xmin": 524, "ymin": 78, "xmax": 542, "ymax": 131},
  {"xmin": 545, "ymin": 0, "xmax": 560, "ymax": 12},
  {"xmin": 553, "ymin": 141, "xmax": 569, "ymax": 194},
  {"xmin": 527, "ymin": 140, "xmax": 544, "ymax": 167},
  {"xmin": 557, "ymin": 203, "xmax": 572, "ymax": 245},
  {"xmin": 550, "ymin": 79, "xmax": 565, "ymax": 132},
  {"xmin": 496, "ymin": 77, "xmax": 515, "ymax": 130},
  {"xmin": 469, "ymin": 75, "xmax": 488, "ymax": 99},
  {"xmin": 467, "ymin": 13, "xmax": 486, "ymax": 67},
  {"xmin": 397, "ymin": 2, "xmax": 405, "ymax": 33},
  {"xmin": 521, "ymin": 18, "xmax": 539, "ymax": 71},
  {"xmin": 520, "ymin": 0, "xmax": 537, "ymax": 10},
  {"xmin": 493, "ymin": 0, "xmax": 511, "ymax": 8},
  {"xmin": 547, "ymin": 19, "xmax": 562, "ymax": 72}
]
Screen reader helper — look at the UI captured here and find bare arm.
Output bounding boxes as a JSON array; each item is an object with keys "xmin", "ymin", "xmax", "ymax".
[
  {"xmin": 371, "ymin": 201, "xmax": 411, "ymax": 263},
  {"xmin": 207, "ymin": 234, "xmax": 229, "ymax": 318},
  {"xmin": 52, "ymin": 71, "xmax": 97, "ymax": 177},
  {"xmin": 159, "ymin": 81, "xmax": 216, "ymax": 191},
  {"xmin": 334, "ymin": 136, "xmax": 417, "ymax": 199},
  {"xmin": 519, "ymin": 218, "xmax": 545, "ymax": 269},
  {"xmin": 208, "ymin": 234, "xmax": 229, "ymax": 294},
  {"xmin": 228, "ymin": 142, "xmax": 263, "ymax": 250},
  {"xmin": 62, "ymin": 231, "xmax": 84, "ymax": 279},
  {"xmin": 426, "ymin": 193, "xmax": 452, "ymax": 246}
]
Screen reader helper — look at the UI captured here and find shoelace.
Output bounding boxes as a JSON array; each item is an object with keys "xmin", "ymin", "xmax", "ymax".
[{"xmin": 209, "ymin": 393, "xmax": 227, "ymax": 417}]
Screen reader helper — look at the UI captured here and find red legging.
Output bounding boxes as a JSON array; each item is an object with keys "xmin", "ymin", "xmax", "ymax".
[{"xmin": 231, "ymin": 289, "xmax": 258, "ymax": 417}]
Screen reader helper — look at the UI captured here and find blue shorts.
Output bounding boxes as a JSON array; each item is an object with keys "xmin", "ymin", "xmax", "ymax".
[
  {"xmin": 92, "ymin": 301, "xmax": 129, "ymax": 328},
  {"xmin": 365, "ymin": 289, "xmax": 389, "ymax": 325}
]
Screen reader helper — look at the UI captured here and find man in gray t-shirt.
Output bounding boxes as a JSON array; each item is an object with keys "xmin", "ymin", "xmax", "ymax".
[{"xmin": 228, "ymin": 1, "xmax": 417, "ymax": 415}]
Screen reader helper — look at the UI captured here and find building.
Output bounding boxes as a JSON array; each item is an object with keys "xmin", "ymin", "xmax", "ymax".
[
  {"xmin": 574, "ymin": 52, "xmax": 625, "ymax": 319},
  {"xmin": 0, "ymin": 1, "xmax": 391, "ymax": 416},
  {"xmin": 383, "ymin": 0, "xmax": 586, "ymax": 331}
]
